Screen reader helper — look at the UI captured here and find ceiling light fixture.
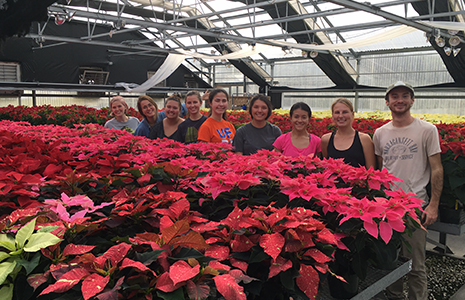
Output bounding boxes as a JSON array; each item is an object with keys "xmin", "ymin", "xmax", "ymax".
[
  {"xmin": 435, "ymin": 36, "xmax": 445, "ymax": 47},
  {"xmin": 309, "ymin": 51, "xmax": 318, "ymax": 58},
  {"xmin": 113, "ymin": 20, "xmax": 126, "ymax": 30},
  {"xmin": 453, "ymin": 48, "xmax": 461, "ymax": 57},
  {"xmin": 444, "ymin": 47, "xmax": 452, "ymax": 56},
  {"xmin": 54, "ymin": 13, "xmax": 67, "ymax": 25},
  {"xmin": 449, "ymin": 36, "xmax": 461, "ymax": 47}
]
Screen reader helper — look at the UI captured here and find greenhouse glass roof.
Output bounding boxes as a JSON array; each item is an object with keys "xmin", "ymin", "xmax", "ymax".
[{"xmin": 2, "ymin": 0, "xmax": 465, "ymax": 90}]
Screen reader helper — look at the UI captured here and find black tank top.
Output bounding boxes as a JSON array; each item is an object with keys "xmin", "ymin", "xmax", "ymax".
[{"xmin": 327, "ymin": 131, "xmax": 366, "ymax": 167}]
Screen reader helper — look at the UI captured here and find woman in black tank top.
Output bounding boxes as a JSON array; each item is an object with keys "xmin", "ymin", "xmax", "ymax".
[{"xmin": 321, "ymin": 98, "xmax": 376, "ymax": 169}]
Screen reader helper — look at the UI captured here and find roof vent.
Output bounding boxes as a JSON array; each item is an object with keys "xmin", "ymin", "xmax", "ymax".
[
  {"xmin": 0, "ymin": 62, "xmax": 20, "ymax": 82},
  {"xmin": 79, "ymin": 67, "xmax": 109, "ymax": 85}
]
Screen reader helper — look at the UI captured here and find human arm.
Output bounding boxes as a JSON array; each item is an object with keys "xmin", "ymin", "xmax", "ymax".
[
  {"xmin": 320, "ymin": 133, "xmax": 330, "ymax": 158},
  {"xmin": 376, "ymin": 155, "xmax": 383, "ymax": 171},
  {"xmin": 372, "ymin": 130, "xmax": 383, "ymax": 170},
  {"xmin": 423, "ymin": 153, "xmax": 443, "ymax": 226},
  {"xmin": 313, "ymin": 135, "xmax": 322, "ymax": 159},
  {"xmin": 359, "ymin": 132, "xmax": 376, "ymax": 169}
]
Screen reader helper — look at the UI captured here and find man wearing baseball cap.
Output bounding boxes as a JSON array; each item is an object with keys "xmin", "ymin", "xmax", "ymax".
[{"xmin": 373, "ymin": 81, "xmax": 443, "ymax": 299}]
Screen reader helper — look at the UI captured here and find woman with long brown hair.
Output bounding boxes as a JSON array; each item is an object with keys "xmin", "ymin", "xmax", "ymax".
[
  {"xmin": 197, "ymin": 88, "xmax": 235, "ymax": 144},
  {"xmin": 148, "ymin": 94, "xmax": 184, "ymax": 140},
  {"xmin": 134, "ymin": 95, "xmax": 158, "ymax": 137}
]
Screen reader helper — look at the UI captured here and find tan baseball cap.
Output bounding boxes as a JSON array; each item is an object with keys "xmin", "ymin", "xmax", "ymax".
[{"xmin": 385, "ymin": 81, "xmax": 414, "ymax": 98}]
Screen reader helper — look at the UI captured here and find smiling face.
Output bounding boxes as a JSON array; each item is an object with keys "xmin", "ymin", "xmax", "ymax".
[
  {"xmin": 210, "ymin": 92, "xmax": 228, "ymax": 119},
  {"xmin": 250, "ymin": 99, "xmax": 269, "ymax": 122},
  {"xmin": 291, "ymin": 108, "xmax": 310, "ymax": 131},
  {"xmin": 386, "ymin": 86, "xmax": 414, "ymax": 115},
  {"xmin": 140, "ymin": 100, "xmax": 156, "ymax": 120},
  {"xmin": 111, "ymin": 100, "xmax": 127, "ymax": 118},
  {"xmin": 185, "ymin": 94, "xmax": 202, "ymax": 116},
  {"xmin": 164, "ymin": 99, "xmax": 181, "ymax": 119},
  {"xmin": 332, "ymin": 102, "xmax": 354, "ymax": 128}
]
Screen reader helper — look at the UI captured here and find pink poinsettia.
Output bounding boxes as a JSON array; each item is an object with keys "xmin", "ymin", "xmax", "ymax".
[{"xmin": 44, "ymin": 193, "xmax": 112, "ymax": 222}]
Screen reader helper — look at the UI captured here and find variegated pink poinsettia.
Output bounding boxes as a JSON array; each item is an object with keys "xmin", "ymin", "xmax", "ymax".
[
  {"xmin": 188, "ymin": 150, "xmax": 423, "ymax": 245},
  {"xmin": 43, "ymin": 192, "xmax": 112, "ymax": 223},
  {"xmin": 278, "ymin": 158, "xmax": 424, "ymax": 244},
  {"xmin": 201, "ymin": 204, "xmax": 337, "ymax": 300},
  {"xmin": 0, "ymin": 119, "xmax": 431, "ymax": 300}
]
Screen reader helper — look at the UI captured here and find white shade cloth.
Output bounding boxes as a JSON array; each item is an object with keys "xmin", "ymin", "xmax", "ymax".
[{"xmin": 116, "ymin": 53, "xmax": 185, "ymax": 93}]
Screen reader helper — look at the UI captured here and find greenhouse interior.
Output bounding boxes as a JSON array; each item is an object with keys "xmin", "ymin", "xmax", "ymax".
[
  {"xmin": 2, "ymin": 1, "xmax": 465, "ymax": 300},
  {"xmin": 1, "ymin": 0, "xmax": 465, "ymax": 113}
]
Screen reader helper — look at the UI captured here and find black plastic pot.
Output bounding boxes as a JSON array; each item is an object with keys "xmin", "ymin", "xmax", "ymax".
[
  {"xmin": 439, "ymin": 207, "xmax": 464, "ymax": 224},
  {"xmin": 327, "ymin": 273, "xmax": 359, "ymax": 299}
]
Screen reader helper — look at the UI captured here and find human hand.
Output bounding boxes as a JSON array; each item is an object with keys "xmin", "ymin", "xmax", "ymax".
[
  {"xmin": 422, "ymin": 204, "xmax": 438, "ymax": 226},
  {"xmin": 201, "ymin": 90, "xmax": 210, "ymax": 101}
]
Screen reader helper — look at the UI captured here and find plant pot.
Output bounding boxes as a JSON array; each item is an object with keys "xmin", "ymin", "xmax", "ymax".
[
  {"xmin": 439, "ymin": 207, "xmax": 464, "ymax": 224},
  {"xmin": 368, "ymin": 236, "xmax": 401, "ymax": 270},
  {"xmin": 327, "ymin": 273, "xmax": 359, "ymax": 299}
]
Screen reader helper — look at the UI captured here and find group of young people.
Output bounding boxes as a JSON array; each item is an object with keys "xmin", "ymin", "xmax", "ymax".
[
  {"xmin": 103, "ymin": 87, "xmax": 398, "ymax": 174},
  {"xmin": 104, "ymin": 82, "xmax": 443, "ymax": 300},
  {"xmin": 104, "ymin": 88, "xmax": 374, "ymax": 167}
]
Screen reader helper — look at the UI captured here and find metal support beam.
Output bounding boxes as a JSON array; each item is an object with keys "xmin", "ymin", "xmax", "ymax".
[{"xmin": 325, "ymin": 0, "xmax": 436, "ymax": 33}]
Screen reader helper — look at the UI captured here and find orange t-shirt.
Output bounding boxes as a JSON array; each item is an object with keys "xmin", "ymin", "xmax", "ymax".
[{"xmin": 197, "ymin": 117, "xmax": 236, "ymax": 144}]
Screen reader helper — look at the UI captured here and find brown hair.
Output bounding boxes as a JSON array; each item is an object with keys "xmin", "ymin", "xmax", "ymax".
[
  {"xmin": 331, "ymin": 98, "xmax": 354, "ymax": 113},
  {"xmin": 208, "ymin": 88, "xmax": 229, "ymax": 121},
  {"xmin": 249, "ymin": 94, "xmax": 273, "ymax": 120},
  {"xmin": 109, "ymin": 96, "xmax": 129, "ymax": 117},
  {"xmin": 165, "ymin": 93, "xmax": 182, "ymax": 110},
  {"xmin": 185, "ymin": 90, "xmax": 202, "ymax": 118},
  {"xmin": 137, "ymin": 95, "xmax": 158, "ymax": 121}
]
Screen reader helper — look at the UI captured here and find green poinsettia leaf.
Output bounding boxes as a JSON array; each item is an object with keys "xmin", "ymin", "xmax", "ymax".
[
  {"xmin": 0, "ymin": 261, "xmax": 17, "ymax": 285},
  {"xmin": 156, "ymin": 288, "xmax": 185, "ymax": 300},
  {"xmin": 8, "ymin": 249, "xmax": 22, "ymax": 256},
  {"xmin": 16, "ymin": 218, "xmax": 36, "ymax": 249},
  {"xmin": 0, "ymin": 235, "xmax": 16, "ymax": 252},
  {"xmin": 0, "ymin": 252, "xmax": 10, "ymax": 263},
  {"xmin": 449, "ymin": 175, "xmax": 465, "ymax": 190},
  {"xmin": 16, "ymin": 252, "xmax": 41, "ymax": 275},
  {"xmin": 126, "ymin": 168, "xmax": 142, "ymax": 178},
  {"xmin": 249, "ymin": 246, "xmax": 269, "ymax": 264},
  {"xmin": 23, "ymin": 233, "xmax": 62, "ymax": 253},
  {"xmin": 37, "ymin": 226, "xmax": 59, "ymax": 233},
  {"xmin": 136, "ymin": 250, "xmax": 165, "ymax": 265},
  {"xmin": 0, "ymin": 283, "xmax": 13, "ymax": 300}
]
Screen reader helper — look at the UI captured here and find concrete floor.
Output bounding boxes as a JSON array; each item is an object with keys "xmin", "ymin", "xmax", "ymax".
[{"xmin": 426, "ymin": 228, "xmax": 465, "ymax": 258}]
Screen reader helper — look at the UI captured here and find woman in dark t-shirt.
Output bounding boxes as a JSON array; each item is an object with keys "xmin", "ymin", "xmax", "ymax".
[
  {"xmin": 233, "ymin": 94, "xmax": 281, "ymax": 155},
  {"xmin": 176, "ymin": 90, "xmax": 208, "ymax": 143},
  {"xmin": 321, "ymin": 98, "xmax": 376, "ymax": 168}
]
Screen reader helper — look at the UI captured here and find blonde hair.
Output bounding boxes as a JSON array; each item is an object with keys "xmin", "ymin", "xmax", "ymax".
[
  {"xmin": 331, "ymin": 98, "xmax": 354, "ymax": 112},
  {"xmin": 109, "ymin": 96, "xmax": 129, "ymax": 117}
]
